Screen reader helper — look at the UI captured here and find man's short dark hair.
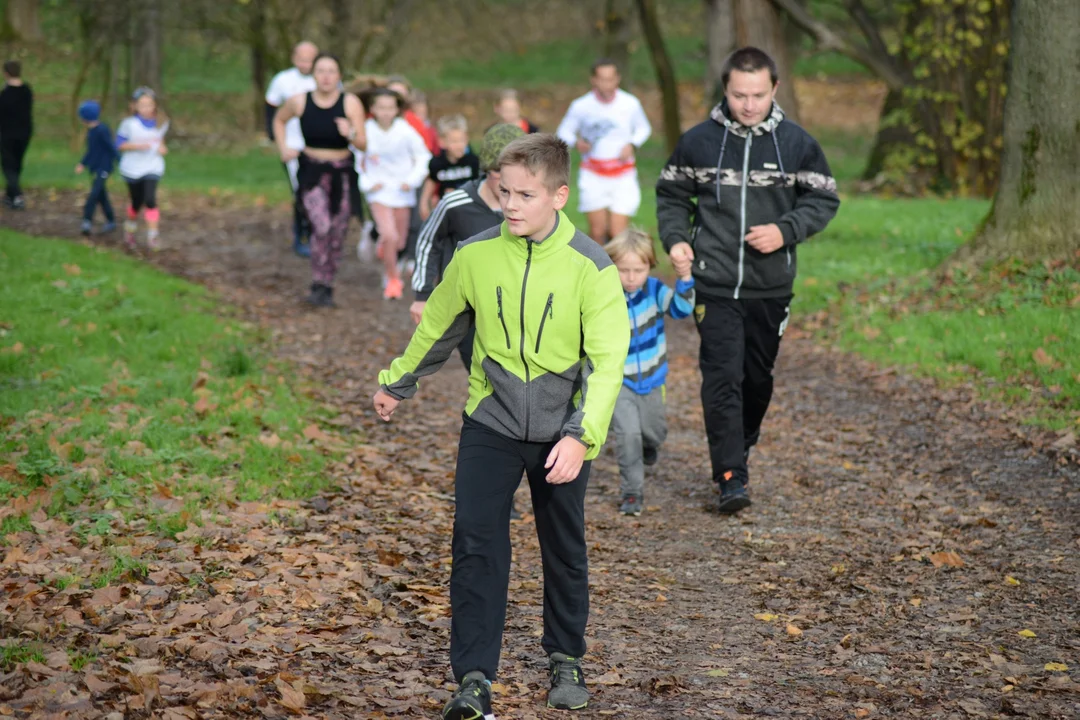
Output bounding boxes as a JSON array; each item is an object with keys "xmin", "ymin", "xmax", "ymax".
[
  {"xmin": 721, "ymin": 47, "xmax": 777, "ymax": 88},
  {"xmin": 591, "ymin": 58, "xmax": 619, "ymax": 76},
  {"xmin": 3, "ymin": 60, "xmax": 21, "ymax": 78}
]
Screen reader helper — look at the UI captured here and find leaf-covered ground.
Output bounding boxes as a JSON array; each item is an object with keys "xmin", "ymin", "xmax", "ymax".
[{"xmin": 2, "ymin": 194, "xmax": 1078, "ymax": 719}]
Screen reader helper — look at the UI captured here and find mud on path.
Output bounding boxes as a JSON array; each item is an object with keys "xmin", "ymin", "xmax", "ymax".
[{"xmin": 4, "ymin": 194, "xmax": 1079, "ymax": 719}]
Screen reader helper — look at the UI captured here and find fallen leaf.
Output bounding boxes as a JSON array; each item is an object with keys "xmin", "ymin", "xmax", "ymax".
[
  {"xmin": 1045, "ymin": 662, "xmax": 1069, "ymax": 672},
  {"xmin": 1004, "ymin": 576, "xmax": 1020, "ymax": 586},
  {"xmin": 1018, "ymin": 629, "xmax": 1036, "ymax": 638},
  {"xmin": 928, "ymin": 551, "xmax": 964, "ymax": 568},
  {"xmin": 1033, "ymin": 347, "xmax": 1055, "ymax": 367},
  {"xmin": 786, "ymin": 623, "xmax": 803, "ymax": 637},
  {"xmin": 275, "ymin": 677, "xmax": 306, "ymax": 713},
  {"xmin": 64, "ymin": 263, "xmax": 82, "ymax": 276},
  {"xmin": 302, "ymin": 423, "xmax": 331, "ymax": 442},
  {"xmin": 193, "ymin": 396, "xmax": 216, "ymax": 415},
  {"xmin": 754, "ymin": 613, "xmax": 778, "ymax": 622},
  {"xmin": 259, "ymin": 432, "xmax": 282, "ymax": 448},
  {"xmin": 705, "ymin": 669, "xmax": 729, "ymax": 677},
  {"xmin": 855, "ymin": 710, "xmax": 870, "ymax": 719}
]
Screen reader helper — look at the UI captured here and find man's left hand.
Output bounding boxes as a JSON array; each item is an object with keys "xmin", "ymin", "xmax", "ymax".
[{"xmin": 745, "ymin": 224, "xmax": 784, "ymax": 254}]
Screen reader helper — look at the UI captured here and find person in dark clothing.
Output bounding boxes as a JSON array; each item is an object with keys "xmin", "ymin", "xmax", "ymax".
[
  {"xmin": 656, "ymin": 47, "xmax": 840, "ymax": 514},
  {"xmin": 409, "ymin": 123, "xmax": 525, "ymax": 369},
  {"xmin": 75, "ymin": 100, "xmax": 118, "ymax": 235},
  {"xmin": 0, "ymin": 60, "xmax": 33, "ymax": 210}
]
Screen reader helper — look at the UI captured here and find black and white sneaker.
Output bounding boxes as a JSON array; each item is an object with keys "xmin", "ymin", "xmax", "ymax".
[
  {"xmin": 442, "ymin": 670, "xmax": 494, "ymax": 720},
  {"xmin": 716, "ymin": 471, "xmax": 751, "ymax": 514},
  {"xmin": 619, "ymin": 494, "xmax": 643, "ymax": 517}
]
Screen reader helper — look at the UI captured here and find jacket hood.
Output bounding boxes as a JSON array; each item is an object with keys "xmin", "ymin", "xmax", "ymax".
[{"xmin": 710, "ymin": 99, "xmax": 785, "ymax": 137}]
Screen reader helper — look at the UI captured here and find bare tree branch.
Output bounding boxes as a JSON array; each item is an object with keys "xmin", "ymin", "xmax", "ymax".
[{"xmin": 767, "ymin": 0, "xmax": 906, "ymax": 90}]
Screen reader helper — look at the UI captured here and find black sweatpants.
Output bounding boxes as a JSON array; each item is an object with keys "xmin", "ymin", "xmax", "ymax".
[
  {"xmin": 1, "ymin": 137, "xmax": 29, "ymax": 200},
  {"xmin": 83, "ymin": 173, "xmax": 115, "ymax": 223},
  {"xmin": 450, "ymin": 415, "xmax": 590, "ymax": 682},
  {"xmin": 696, "ymin": 294, "xmax": 791, "ymax": 484}
]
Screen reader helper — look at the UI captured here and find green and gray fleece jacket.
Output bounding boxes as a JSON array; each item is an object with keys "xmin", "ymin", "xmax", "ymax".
[
  {"xmin": 379, "ymin": 212, "xmax": 630, "ymax": 460},
  {"xmin": 656, "ymin": 101, "xmax": 840, "ymax": 300}
]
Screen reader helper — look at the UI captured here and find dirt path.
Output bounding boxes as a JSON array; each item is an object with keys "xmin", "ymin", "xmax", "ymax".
[{"xmin": 4, "ymin": 195, "xmax": 1078, "ymax": 719}]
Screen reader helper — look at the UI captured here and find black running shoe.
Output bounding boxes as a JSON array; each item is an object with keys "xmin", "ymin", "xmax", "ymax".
[
  {"xmin": 716, "ymin": 471, "xmax": 751, "ymax": 514},
  {"xmin": 442, "ymin": 670, "xmax": 493, "ymax": 720},
  {"xmin": 643, "ymin": 446, "xmax": 659, "ymax": 466},
  {"xmin": 547, "ymin": 653, "xmax": 589, "ymax": 710}
]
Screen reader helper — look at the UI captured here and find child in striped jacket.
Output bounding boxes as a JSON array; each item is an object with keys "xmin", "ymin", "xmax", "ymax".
[{"xmin": 605, "ymin": 228, "xmax": 695, "ymax": 516}]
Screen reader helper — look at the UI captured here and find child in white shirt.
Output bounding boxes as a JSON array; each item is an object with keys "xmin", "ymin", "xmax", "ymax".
[
  {"xmin": 359, "ymin": 88, "xmax": 432, "ymax": 300},
  {"xmin": 116, "ymin": 87, "xmax": 169, "ymax": 251}
]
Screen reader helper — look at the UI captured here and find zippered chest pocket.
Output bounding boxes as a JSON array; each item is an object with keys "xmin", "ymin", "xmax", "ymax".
[
  {"xmin": 534, "ymin": 293, "xmax": 554, "ymax": 353},
  {"xmin": 496, "ymin": 286, "xmax": 511, "ymax": 350}
]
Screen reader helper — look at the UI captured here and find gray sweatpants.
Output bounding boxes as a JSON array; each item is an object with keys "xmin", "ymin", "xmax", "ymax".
[{"xmin": 610, "ymin": 384, "xmax": 668, "ymax": 497}]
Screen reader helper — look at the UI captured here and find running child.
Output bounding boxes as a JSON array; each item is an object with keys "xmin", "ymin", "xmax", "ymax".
[
  {"xmin": 74, "ymin": 100, "xmax": 118, "ymax": 236},
  {"xmin": 418, "ymin": 114, "xmax": 480, "ymax": 220},
  {"xmin": 359, "ymin": 88, "xmax": 431, "ymax": 299},
  {"xmin": 492, "ymin": 88, "xmax": 540, "ymax": 134},
  {"xmin": 556, "ymin": 58, "xmax": 651, "ymax": 243},
  {"xmin": 116, "ymin": 87, "xmax": 168, "ymax": 250},
  {"xmin": 373, "ymin": 134, "xmax": 629, "ymax": 717},
  {"xmin": 605, "ymin": 228, "xmax": 695, "ymax": 516}
]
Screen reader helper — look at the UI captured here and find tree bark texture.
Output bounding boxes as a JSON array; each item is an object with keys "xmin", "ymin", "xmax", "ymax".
[
  {"xmin": 965, "ymin": 0, "xmax": 1080, "ymax": 260},
  {"xmin": 635, "ymin": 0, "xmax": 681, "ymax": 150},
  {"xmin": 704, "ymin": 0, "xmax": 736, "ymax": 105},
  {"xmin": 732, "ymin": 0, "xmax": 800, "ymax": 124},
  {"xmin": 4, "ymin": 0, "xmax": 41, "ymax": 42},
  {"xmin": 132, "ymin": 0, "xmax": 163, "ymax": 92}
]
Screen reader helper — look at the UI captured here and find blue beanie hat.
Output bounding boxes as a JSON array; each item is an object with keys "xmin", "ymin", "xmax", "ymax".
[{"xmin": 78, "ymin": 100, "xmax": 101, "ymax": 122}]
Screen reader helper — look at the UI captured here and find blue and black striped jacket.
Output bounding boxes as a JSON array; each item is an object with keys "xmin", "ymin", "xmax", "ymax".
[{"xmin": 623, "ymin": 276, "xmax": 695, "ymax": 395}]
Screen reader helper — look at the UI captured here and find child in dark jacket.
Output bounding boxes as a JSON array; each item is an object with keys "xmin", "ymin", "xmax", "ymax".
[
  {"xmin": 605, "ymin": 228, "xmax": 695, "ymax": 516},
  {"xmin": 74, "ymin": 100, "xmax": 118, "ymax": 235}
]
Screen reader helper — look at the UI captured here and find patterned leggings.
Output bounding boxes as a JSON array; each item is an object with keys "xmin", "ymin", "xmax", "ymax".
[{"xmin": 302, "ymin": 162, "xmax": 352, "ymax": 287}]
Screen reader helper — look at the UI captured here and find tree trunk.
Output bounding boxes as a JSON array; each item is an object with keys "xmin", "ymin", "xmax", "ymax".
[
  {"xmin": 328, "ymin": 0, "xmax": 352, "ymax": 68},
  {"xmin": 704, "ymin": 0, "xmax": 736, "ymax": 106},
  {"xmin": 132, "ymin": 0, "xmax": 163, "ymax": 92},
  {"xmin": 635, "ymin": 0, "xmax": 681, "ymax": 150},
  {"xmin": 861, "ymin": 87, "xmax": 909, "ymax": 181},
  {"xmin": 963, "ymin": 0, "xmax": 1080, "ymax": 260},
  {"xmin": 602, "ymin": 0, "xmax": 635, "ymax": 87},
  {"xmin": 249, "ymin": 1, "xmax": 269, "ymax": 133},
  {"xmin": 4, "ymin": 0, "xmax": 41, "ymax": 42},
  {"xmin": 732, "ymin": 0, "xmax": 800, "ymax": 124}
]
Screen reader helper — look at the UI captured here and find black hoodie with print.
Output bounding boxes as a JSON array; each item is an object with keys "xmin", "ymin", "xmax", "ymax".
[{"xmin": 656, "ymin": 101, "xmax": 840, "ymax": 300}]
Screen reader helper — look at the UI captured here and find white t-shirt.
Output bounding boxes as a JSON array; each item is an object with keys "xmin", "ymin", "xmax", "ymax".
[
  {"xmin": 266, "ymin": 67, "xmax": 317, "ymax": 151},
  {"xmin": 357, "ymin": 118, "xmax": 433, "ymax": 208},
  {"xmin": 556, "ymin": 89, "xmax": 652, "ymax": 176},
  {"xmin": 116, "ymin": 116, "xmax": 168, "ymax": 180}
]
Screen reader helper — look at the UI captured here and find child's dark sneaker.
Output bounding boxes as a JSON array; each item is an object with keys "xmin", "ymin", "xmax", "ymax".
[
  {"xmin": 619, "ymin": 494, "xmax": 643, "ymax": 517},
  {"xmin": 442, "ymin": 670, "xmax": 494, "ymax": 720},
  {"xmin": 547, "ymin": 653, "xmax": 588, "ymax": 710},
  {"xmin": 643, "ymin": 446, "xmax": 659, "ymax": 466},
  {"xmin": 716, "ymin": 470, "xmax": 750, "ymax": 514},
  {"xmin": 100, "ymin": 221, "xmax": 117, "ymax": 234},
  {"xmin": 305, "ymin": 283, "xmax": 335, "ymax": 308},
  {"xmin": 80, "ymin": 220, "xmax": 92, "ymax": 236}
]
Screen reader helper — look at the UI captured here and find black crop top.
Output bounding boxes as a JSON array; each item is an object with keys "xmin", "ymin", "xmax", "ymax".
[{"xmin": 299, "ymin": 92, "xmax": 349, "ymax": 150}]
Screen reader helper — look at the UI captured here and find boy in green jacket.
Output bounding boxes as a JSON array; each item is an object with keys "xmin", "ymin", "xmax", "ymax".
[{"xmin": 373, "ymin": 134, "xmax": 629, "ymax": 717}]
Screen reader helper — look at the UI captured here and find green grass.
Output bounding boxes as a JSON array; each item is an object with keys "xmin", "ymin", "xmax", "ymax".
[
  {"xmin": 21, "ymin": 139, "xmax": 292, "ymax": 204},
  {"xmin": 0, "ymin": 230, "xmax": 342, "ymax": 540},
  {"xmin": 0, "ymin": 641, "xmax": 46, "ymax": 671},
  {"xmin": 796, "ymin": 199, "xmax": 1080, "ymax": 428}
]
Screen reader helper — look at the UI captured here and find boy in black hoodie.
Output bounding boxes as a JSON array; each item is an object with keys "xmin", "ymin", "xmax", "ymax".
[
  {"xmin": 656, "ymin": 47, "xmax": 840, "ymax": 514},
  {"xmin": 0, "ymin": 60, "xmax": 32, "ymax": 210}
]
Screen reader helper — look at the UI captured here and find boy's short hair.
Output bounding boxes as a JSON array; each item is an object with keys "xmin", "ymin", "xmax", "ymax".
[
  {"xmin": 721, "ymin": 47, "xmax": 778, "ymax": 88},
  {"xmin": 605, "ymin": 227, "xmax": 657, "ymax": 268},
  {"xmin": 3, "ymin": 60, "xmax": 21, "ymax": 77},
  {"xmin": 495, "ymin": 134, "xmax": 570, "ymax": 191},
  {"xmin": 496, "ymin": 88, "xmax": 519, "ymax": 104},
  {"xmin": 591, "ymin": 58, "xmax": 619, "ymax": 75},
  {"xmin": 436, "ymin": 114, "xmax": 468, "ymax": 136}
]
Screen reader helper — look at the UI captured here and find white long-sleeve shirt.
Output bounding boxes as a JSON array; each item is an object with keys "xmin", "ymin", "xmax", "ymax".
[
  {"xmin": 358, "ymin": 118, "xmax": 432, "ymax": 208},
  {"xmin": 556, "ymin": 89, "xmax": 652, "ymax": 176}
]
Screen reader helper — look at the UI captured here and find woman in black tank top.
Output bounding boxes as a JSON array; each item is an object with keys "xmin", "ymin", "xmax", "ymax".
[{"xmin": 272, "ymin": 54, "xmax": 366, "ymax": 307}]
